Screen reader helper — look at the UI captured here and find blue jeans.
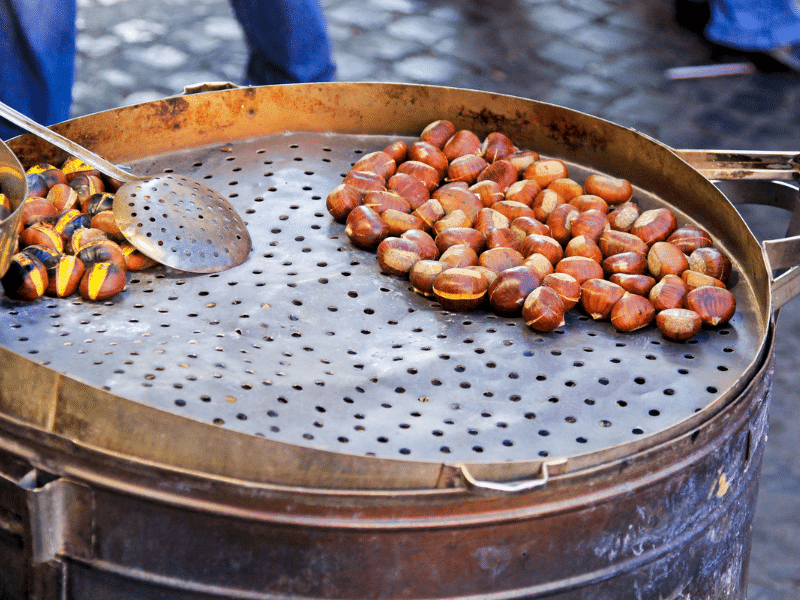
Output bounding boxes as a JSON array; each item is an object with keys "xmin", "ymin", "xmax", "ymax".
[
  {"xmin": 706, "ymin": 0, "xmax": 800, "ymax": 50},
  {"xmin": 0, "ymin": 0, "xmax": 336, "ymax": 140}
]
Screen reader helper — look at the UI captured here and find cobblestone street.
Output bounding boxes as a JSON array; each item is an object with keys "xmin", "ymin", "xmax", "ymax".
[{"xmin": 69, "ymin": 0, "xmax": 800, "ymax": 597}]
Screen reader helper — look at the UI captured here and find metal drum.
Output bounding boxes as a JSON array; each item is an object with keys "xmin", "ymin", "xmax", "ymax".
[{"xmin": 0, "ymin": 83, "xmax": 797, "ymax": 599}]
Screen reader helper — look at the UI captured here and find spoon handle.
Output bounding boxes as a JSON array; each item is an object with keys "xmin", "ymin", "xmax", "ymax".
[{"xmin": 0, "ymin": 100, "xmax": 139, "ymax": 184}]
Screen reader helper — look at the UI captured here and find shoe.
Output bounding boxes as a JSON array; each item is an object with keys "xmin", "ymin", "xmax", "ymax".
[{"xmin": 768, "ymin": 44, "xmax": 800, "ymax": 72}]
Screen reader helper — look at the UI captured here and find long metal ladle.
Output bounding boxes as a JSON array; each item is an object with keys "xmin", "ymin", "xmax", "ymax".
[{"xmin": 0, "ymin": 100, "xmax": 251, "ymax": 274}]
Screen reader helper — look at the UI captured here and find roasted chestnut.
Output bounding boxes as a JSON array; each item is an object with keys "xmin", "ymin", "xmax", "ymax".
[
  {"xmin": 439, "ymin": 244, "xmax": 479, "ymax": 268},
  {"xmin": 606, "ymin": 201, "xmax": 640, "ymax": 233},
  {"xmin": 46, "ymin": 183, "xmax": 80, "ymax": 212},
  {"xmin": 446, "ymin": 154, "xmax": 489, "ymax": 185},
  {"xmin": 396, "ymin": 160, "xmax": 441, "ymax": 192},
  {"xmin": 598, "ymin": 229, "xmax": 649, "ymax": 257},
  {"xmin": 412, "ymin": 199, "xmax": 446, "ymax": 232},
  {"xmin": 433, "ymin": 208, "xmax": 472, "ymax": 236},
  {"xmin": 481, "ymin": 131, "xmax": 516, "ymax": 162},
  {"xmin": 684, "ymin": 286, "xmax": 736, "ymax": 326},
  {"xmin": 376, "ymin": 237, "xmax": 422, "ymax": 277},
  {"xmin": 19, "ymin": 223, "xmax": 64, "ymax": 252},
  {"xmin": 410, "ymin": 260, "xmax": 451, "ymax": 296},
  {"xmin": 667, "ymin": 225, "xmax": 714, "ymax": 254},
  {"xmin": 84, "ymin": 192, "xmax": 116, "ymax": 217},
  {"xmin": 522, "ymin": 286, "xmax": 565, "ymax": 332},
  {"xmin": 27, "ymin": 163, "xmax": 68, "ymax": 189},
  {"xmin": 408, "ymin": 142, "xmax": 448, "ymax": 176},
  {"xmin": 54, "ymin": 209, "xmax": 91, "ymax": 240},
  {"xmin": 532, "ymin": 188, "xmax": 565, "ymax": 223},
  {"xmin": 647, "ymin": 241, "xmax": 689, "ymax": 279},
  {"xmin": 630, "ymin": 208, "xmax": 677, "ymax": 246},
  {"xmin": 401, "ymin": 229, "xmax": 439, "ymax": 260},
  {"xmin": 608, "ymin": 273, "xmax": 656, "ymax": 296},
  {"xmin": 504, "ymin": 179, "xmax": 541, "ymax": 207},
  {"xmin": 25, "ymin": 173, "xmax": 49, "ymax": 198},
  {"xmin": 432, "ymin": 267, "xmax": 489, "ymax": 311},
  {"xmin": 46, "ymin": 254, "xmax": 85, "ymax": 297},
  {"xmin": 79, "ymin": 261, "xmax": 126, "ymax": 301},
  {"xmin": 1, "ymin": 253, "xmax": 48, "ymax": 300},
  {"xmin": 519, "ymin": 233, "xmax": 563, "ymax": 265},
  {"xmin": 555, "ymin": 255, "xmax": 604, "ymax": 285},
  {"xmin": 656, "ymin": 308, "xmax": 703, "ymax": 341},
  {"xmin": 688, "ymin": 247, "xmax": 732, "ymax": 283},
  {"xmin": 345, "ymin": 205, "xmax": 389, "ymax": 249},
  {"xmin": 442, "ymin": 129, "xmax": 482, "ymax": 161},
  {"xmin": 470, "ymin": 179, "xmax": 505, "ymax": 208},
  {"xmin": 546, "ymin": 178, "xmax": 583, "ymax": 202},
  {"xmin": 523, "ymin": 159, "xmax": 568, "ymax": 188},
  {"xmin": 478, "ymin": 246, "xmax": 524, "ymax": 273},
  {"xmin": 382, "ymin": 140, "xmax": 408, "ymax": 164},
  {"xmin": 610, "ymin": 292, "xmax": 655, "ymax": 332},
  {"xmin": 569, "ymin": 194, "xmax": 608, "ymax": 214},
  {"xmin": 90, "ymin": 210, "xmax": 124, "ymax": 241},
  {"xmin": 476, "ymin": 159, "xmax": 517, "ymax": 190},
  {"xmin": 435, "ymin": 187, "xmax": 482, "ymax": 221},
  {"xmin": 326, "ymin": 183, "xmax": 363, "ymax": 222},
  {"xmin": 583, "ymin": 173, "xmax": 633, "ymax": 205},
  {"xmin": 484, "ymin": 227, "xmax": 521, "ymax": 251},
  {"xmin": 351, "ymin": 150, "xmax": 397, "ymax": 180},
  {"xmin": 487, "ymin": 266, "xmax": 540, "ymax": 315},
  {"xmin": 473, "ymin": 208, "xmax": 510, "ymax": 236},
  {"xmin": 541, "ymin": 272, "xmax": 581, "ymax": 310},
  {"xmin": 581, "ymin": 278, "xmax": 625, "ymax": 320},
  {"xmin": 20, "ymin": 197, "xmax": 58, "ymax": 228},
  {"xmin": 564, "ymin": 235, "xmax": 603, "ymax": 263},
  {"xmin": 120, "ymin": 241, "xmax": 157, "ymax": 271},
  {"xmin": 387, "ymin": 173, "xmax": 429, "ymax": 210},
  {"xmin": 420, "ymin": 120, "xmax": 456, "ymax": 150},
  {"xmin": 649, "ymin": 273, "xmax": 689, "ymax": 310},
  {"xmin": 76, "ymin": 239, "xmax": 127, "ymax": 272}
]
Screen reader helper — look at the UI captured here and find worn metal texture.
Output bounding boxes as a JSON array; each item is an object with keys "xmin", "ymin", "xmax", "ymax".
[
  {"xmin": 0, "ymin": 139, "xmax": 27, "ymax": 277},
  {"xmin": 0, "ymin": 352, "xmax": 772, "ymax": 599}
]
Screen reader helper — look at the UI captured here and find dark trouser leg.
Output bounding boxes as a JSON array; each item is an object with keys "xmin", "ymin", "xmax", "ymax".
[{"xmin": 228, "ymin": 0, "xmax": 336, "ymax": 85}]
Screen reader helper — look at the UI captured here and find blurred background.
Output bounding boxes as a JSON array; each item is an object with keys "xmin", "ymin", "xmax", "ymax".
[{"xmin": 70, "ymin": 0, "xmax": 799, "ymax": 597}]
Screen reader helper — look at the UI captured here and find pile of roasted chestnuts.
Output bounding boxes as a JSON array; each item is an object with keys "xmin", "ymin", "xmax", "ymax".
[
  {"xmin": 1, "ymin": 157, "xmax": 155, "ymax": 302},
  {"xmin": 326, "ymin": 120, "xmax": 736, "ymax": 342}
]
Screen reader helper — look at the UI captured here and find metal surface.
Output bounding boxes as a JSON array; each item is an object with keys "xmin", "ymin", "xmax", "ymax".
[
  {"xmin": 0, "ymin": 98, "xmax": 252, "ymax": 274},
  {"xmin": 0, "ymin": 138, "xmax": 27, "ymax": 277}
]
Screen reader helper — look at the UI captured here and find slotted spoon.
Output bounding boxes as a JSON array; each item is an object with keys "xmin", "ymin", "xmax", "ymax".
[{"xmin": 0, "ymin": 100, "xmax": 252, "ymax": 273}]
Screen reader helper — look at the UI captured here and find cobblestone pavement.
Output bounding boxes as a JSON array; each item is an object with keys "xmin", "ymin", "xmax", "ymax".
[{"xmin": 72, "ymin": 0, "xmax": 800, "ymax": 597}]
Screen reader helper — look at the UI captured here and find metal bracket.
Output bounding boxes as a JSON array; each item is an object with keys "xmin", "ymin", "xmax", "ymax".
[
  {"xmin": 22, "ymin": 470, "xmax": 94, "ymax": 564},
  {"xmin": 452, "ymin": 458, "xmax": 568, "ymax": 496}
]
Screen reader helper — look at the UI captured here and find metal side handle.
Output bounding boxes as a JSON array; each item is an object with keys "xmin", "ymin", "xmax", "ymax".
[
  {"xmin": 674, "ymin": 149, "xmax": 800, "ymax": 182},
  {"xmin": 452, "ymin": 458, "xmax": 568, "ymax": 496}
]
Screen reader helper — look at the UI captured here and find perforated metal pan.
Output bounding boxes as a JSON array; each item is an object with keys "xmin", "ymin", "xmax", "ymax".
[{"xmin": 0, "ymin": 82, "xmax": 798, "ymax": 491}]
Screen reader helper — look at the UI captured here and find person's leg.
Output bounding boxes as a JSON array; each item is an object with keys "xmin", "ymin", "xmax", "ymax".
[
  {"xmin": 0, "ymin": 0, "xmax": 77, "ymax": 140},
  {"xmin": 229, "ymin": 0, "xmax": 336, "ymax": 85},
  {"xmin": 705, "ymin": 0, "xmax": 800, "ymax": 50}
]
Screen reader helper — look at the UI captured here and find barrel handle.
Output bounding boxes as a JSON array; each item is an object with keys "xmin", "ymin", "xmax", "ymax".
[
  {"xmin": 453, "ymin": 458, "xmax": 568, "ymax": 496},
  {"xmin": 674, "ymin": 149, "xmax": 800, "ymax": 182},
  {"xmin": 676, "ymin": 149, "xmax": 800, "ymax": 310}
]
